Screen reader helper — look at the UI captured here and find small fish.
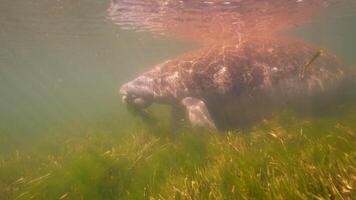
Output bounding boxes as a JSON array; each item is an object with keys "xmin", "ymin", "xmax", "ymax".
[
  {"xmin": 59, "ymin": 192, "xmax": 69, "ymax": 200},
  {"xmin": 300, "ymin": 48, "xmax": 325, "ymax": 79}
]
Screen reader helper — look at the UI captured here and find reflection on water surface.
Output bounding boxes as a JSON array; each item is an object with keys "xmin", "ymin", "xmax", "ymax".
[{"xmin": 109, "ymin": 0, "xmax": 356, "ymax": 43}]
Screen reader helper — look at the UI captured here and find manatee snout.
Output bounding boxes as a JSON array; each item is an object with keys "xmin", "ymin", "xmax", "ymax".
[{"xmin": 119, "ymin": 80, "xmax": 154, "ymax": 109}]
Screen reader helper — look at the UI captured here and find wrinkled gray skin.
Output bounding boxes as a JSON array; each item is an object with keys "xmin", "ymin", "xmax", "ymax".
[{"xmin": 120, "ymin": 37, "xmax": 344, "ymax": 131}]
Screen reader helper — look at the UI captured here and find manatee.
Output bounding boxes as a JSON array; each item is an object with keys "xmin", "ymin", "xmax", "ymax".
[
  {"xmin": 119, "ymin": 36, "xmax": 344, "ymax": 130},
  {"xmin": 111, "ymin": 0, "xmax": 348, "ymax": 130}
]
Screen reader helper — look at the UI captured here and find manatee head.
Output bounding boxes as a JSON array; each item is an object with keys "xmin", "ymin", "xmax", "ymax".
[{"xmin": 120, "ymin": 76, "xmax": 155, "ymax": 109}]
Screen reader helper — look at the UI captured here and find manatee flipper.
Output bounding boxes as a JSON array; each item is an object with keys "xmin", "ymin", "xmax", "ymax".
[
  {"xmin": 126, "ymin": 104, "xmax": 157, "ymax": 124},
  {"xmin": 181, "ymin": 97, "xmax": 217, "ymax": 130}
]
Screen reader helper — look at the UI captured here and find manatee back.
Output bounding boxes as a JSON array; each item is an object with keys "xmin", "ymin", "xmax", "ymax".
[{"xmin": 197, "ymin": 37, "xmax": 345, "ymax": 130}]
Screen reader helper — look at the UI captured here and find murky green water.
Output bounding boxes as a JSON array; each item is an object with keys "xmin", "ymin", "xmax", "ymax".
[
  {"xmin": 0, "ymin": 0, "xmax": 355, "ymax": 134},
  {"xmin": 0, "ymin": 0, "xmax": 195, "ymax": 134},
  {"xmin": 0, "ymin": 1, "xmax": 355, "ymax": 199}
]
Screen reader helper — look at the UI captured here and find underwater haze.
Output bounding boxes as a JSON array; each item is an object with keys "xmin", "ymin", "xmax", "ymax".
[{"xmin": 0, "ymin": 0, "xmax": 355, "ymax": 199}]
